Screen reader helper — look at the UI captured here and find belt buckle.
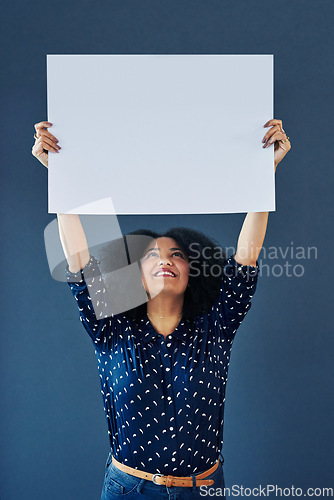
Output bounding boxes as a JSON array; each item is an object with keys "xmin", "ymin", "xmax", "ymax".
[{"xmin": 152, "ymin": 473, "xmax": 163, "ymax": 485}]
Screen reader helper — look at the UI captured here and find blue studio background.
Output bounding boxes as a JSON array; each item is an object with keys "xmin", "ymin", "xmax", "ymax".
[{"xmin": 1, "ymin": 1, "xmax": 333, "ymax": 498}]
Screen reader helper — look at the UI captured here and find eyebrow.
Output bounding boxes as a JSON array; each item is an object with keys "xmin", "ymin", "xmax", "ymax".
[{"xmin": 143, "ymin": 247, "xmax": 185, "ymax": 256}]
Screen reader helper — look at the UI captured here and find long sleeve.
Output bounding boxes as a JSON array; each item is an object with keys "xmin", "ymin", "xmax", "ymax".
[
  {"xmin": 66, "ymin": 255, "xmax": 114, "ymax": 347},
  {"xmin": 210, "ymin": 254, "xmax": 259, "ymax": 341}
]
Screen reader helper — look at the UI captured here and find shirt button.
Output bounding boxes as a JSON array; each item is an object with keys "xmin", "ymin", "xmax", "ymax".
[
  {"xmin": 165, "ymin": 367, "xmax": 170, "ymax": 372},
  {"xmin": 169, "ymin": 426, "xmax": 174, "ymax": 431},
  {"xmin": 167, "ymin": 396, "xmax": 172, "ymax": 401},
  {"xmin": 171, "ymin": 458, "xmax": 176, "ymax": 462},
  {"xmin": 167, "ymin": 343, "xmax": 172, "ymax": 347},
  {"xmin": 167, "ymin": 335, "xmax": 172, "ymax": 340}
]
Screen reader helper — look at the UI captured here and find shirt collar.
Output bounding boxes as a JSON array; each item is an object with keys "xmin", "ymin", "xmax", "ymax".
[{"xmin": 137, "ymin": 315, "xmax": 192, "ymax": 344}]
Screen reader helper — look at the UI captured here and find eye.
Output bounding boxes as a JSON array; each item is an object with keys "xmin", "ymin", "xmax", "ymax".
[
  {"xmin": 145, "ymin": 250, "xmax": 160, "ymax": 259},
  {"xmin": 172, "ymin": 251, "xmax": 185, "ymax": 259}
]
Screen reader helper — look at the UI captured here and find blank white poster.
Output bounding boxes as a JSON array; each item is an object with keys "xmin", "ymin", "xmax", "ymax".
[{"xmin": 47, "ymin": 54, "xmax": 274, "ymax": 214}]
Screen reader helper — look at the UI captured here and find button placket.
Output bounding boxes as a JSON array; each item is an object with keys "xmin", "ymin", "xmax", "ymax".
[{"xmin": 159, "ymin": 336, "xmax": 179, "ymax": 467}]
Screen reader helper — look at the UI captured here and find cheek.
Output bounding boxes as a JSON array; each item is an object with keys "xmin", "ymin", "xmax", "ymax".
[
  {"xmin": 141, "ymin": 266, "xmax": 150, "ymax": 286},
  {"xmin": 184, "ymin": 262, "xmax": 190, "ymax": 275},
  {"xmin": 180, "ymin": 264, "xmax": 190, "ymax": 284},
  {"xmin": 140, "ymin": 260, "xmax": 151, "ymax": 277},
  {"xmin": 140, "ymin": 269, "xmax": 151, "ymax": 295},
  {"xmin": 139, "ymin": 262, "xmax": 147, "ymax": 284}
]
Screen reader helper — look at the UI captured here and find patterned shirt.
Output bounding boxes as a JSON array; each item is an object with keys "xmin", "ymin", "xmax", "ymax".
[{"xmin": 66, "ymin": 254, "xmax": 258, "ymax": 476}]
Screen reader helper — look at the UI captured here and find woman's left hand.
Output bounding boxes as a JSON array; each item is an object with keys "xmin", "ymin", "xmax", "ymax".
[{"xmin": 262, "ymin": 119, "xmax": 291, "ymax": 170}]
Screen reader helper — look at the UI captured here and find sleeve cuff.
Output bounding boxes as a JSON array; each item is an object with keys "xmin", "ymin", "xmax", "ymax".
[
  {"xmin": 65, "ymin": 255, "xmax": 101, "ymax": 282},
  {"xmin": 224, "ymin": 254, "xmax": 259, "ymax": 280}
]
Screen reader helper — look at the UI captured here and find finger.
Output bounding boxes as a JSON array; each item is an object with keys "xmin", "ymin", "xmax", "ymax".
[
  {"xmin": 37, "ymin": 135, "xmax": 61, "ymax": 151},
  {"xmin": 31, "ymin": 144, "xmax": 49, "ymax": 158},
  {"xmin": 34, "ymin": 121, "xmax": 53, "ymax": 135},
  {"xmin": 276, "ymin": 139, "xmax": 291, "ymax": 156},
  {"xmin": 262, "ymin": 124, "xmax": 281, "ymax": 143},
  {"xmin": 32, "ymin": 142, "xmax": 46, "ymax": 157},
  {"xmin": 263, "ymin": 119, "xmax": 283, "ymax": 128},
  {"xmin": 35, "ymin": 137, "xmax": 59, "ymax": 153},
  {"xmin": 38, "ymin": 129, "xmax": 59, "ymax": 143},
  {"xmin": 32, "ymin": 142, "xmax": 48, "ymax": 158},
  {"xmin": 280, "ymin": 138, "xmax": 291, "ymax": 152},
  {"xmin": 263, "ymin": 130, "xmax": 286, "ymax": 148}
]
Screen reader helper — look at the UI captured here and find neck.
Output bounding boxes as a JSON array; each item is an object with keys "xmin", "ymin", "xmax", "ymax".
[
  {"xmin": 146, "ymin": 294, "xmax": 184, "ymax": 318},
  {"xmin": 146, "ymin": 294, "xmax": 184, "ymax": 338}
]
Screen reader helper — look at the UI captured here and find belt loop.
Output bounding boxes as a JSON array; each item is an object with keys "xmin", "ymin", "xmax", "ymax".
[
  {"xmin": 191, "ymin": 474, "xmax": 196, "ymax": 492},
  {"xmin": 136, "ymin": 478, "xmax": 146, "ymax": 494},
  {"xmin": 105, "ymin": 451, "xmax": 113, "ymax": 469},
  {"xmin": 166, "ymin": 475, "xmax": 173, "ymax": 488}
]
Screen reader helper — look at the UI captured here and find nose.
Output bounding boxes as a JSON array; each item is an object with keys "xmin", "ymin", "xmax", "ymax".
[{"xmin": 158, "ymin": 257, "xmax": 172, "ymax": 266}]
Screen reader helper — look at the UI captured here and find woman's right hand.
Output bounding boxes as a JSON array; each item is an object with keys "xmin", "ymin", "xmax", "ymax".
[{"xmin": 31, "ymin": 121, "xmax": 61, "ymax": 168}]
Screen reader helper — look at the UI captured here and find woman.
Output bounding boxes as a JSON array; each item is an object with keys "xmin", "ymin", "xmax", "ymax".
[{"xmin": 32, "ymin": 119, "xmax": 290, "ymax": 499}]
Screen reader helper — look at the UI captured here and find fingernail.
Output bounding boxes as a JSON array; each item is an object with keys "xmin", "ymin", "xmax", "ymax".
[
  {"xmin": 46, "ymin": 122, "xmax": 53, "ymax": 126},
  {"xmin": 262, "ymin": 137, "xmax": 266, "ymax": 143}
]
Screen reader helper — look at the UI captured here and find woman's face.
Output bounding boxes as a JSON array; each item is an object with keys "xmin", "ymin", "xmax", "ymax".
[{"xmin": 140, "ymin": 237, "xmax": 190, "ymax": 299}]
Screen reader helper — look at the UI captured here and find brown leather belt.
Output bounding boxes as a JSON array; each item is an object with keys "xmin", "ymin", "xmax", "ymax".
[{"xmin": 112, "ymin": 455, "xmax": 218, "ymax": 488}]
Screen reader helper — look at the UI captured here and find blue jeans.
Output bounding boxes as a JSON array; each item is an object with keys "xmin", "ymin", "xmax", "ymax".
[{"xmin": 101, "ymin": 452, "xmax": 226, "ymax": 499}]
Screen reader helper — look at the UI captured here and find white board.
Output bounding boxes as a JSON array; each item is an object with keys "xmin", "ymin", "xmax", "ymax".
[{"xmin": 47, "ymin": 54, "xmax": 274, "ymax": 214}]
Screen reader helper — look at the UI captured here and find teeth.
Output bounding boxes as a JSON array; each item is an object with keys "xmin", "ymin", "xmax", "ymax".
[{"xmin": 155, "ymin": 271, "xmax": 175, "ymax": 277}]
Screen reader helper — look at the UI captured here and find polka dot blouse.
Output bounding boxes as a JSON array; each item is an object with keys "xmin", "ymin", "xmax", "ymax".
[{"xmin": 66, "ymin": 254, "xmax": 258, "ymax": 476}]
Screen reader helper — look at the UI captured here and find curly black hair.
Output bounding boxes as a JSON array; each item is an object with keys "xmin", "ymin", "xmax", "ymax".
[{"xmin": 97, "ymin": 227, "xmax": 228, "ymax": 321}]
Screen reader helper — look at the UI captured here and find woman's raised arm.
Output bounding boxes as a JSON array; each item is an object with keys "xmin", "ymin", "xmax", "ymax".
[
  {"xmin": 234, "ymin": 211, "xmax": 269, "ymax": 267},
  {"xmin": 57, "ymin": 214, "xmax": 90, "ymax": 273},
  {"xmin": 234, "ymin": 119, "xmax": 291, "ymax": 266},
  {"xmin": 32, "ymin": 121, "xmax": 90, "ymax": 273}
]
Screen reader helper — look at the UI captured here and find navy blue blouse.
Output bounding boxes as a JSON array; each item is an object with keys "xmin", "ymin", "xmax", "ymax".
[{"xmin": 66, "ymin": 254, "xmax": 258, "ymax": 476}]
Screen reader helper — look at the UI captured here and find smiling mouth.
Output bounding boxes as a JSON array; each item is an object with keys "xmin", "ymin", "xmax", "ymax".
[{"xmin": 153, "ymin": 270, "xmax": 176, "ymax": 277}]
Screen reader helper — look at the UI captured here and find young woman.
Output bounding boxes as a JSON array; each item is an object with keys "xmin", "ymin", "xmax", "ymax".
[{"xmin": 32, "ymin": 119, "xmax": 290, "ymax": 499}]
